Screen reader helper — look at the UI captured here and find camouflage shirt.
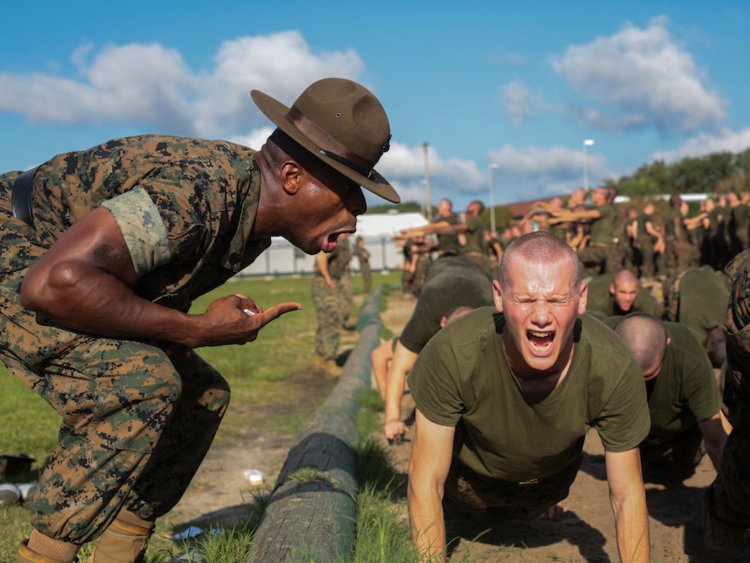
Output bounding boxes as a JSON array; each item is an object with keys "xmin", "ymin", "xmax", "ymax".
[{"xmin": 28, "ymin": 135, "xmax": 270, "ymax": 312}]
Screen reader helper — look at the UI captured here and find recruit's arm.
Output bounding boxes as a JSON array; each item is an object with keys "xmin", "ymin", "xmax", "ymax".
[
  {"xmin": 408, "ymin": 409, "xmax": 454, "ymax": 562},
  {"xmin": 21, "ymin": 208, "xmax": 300, "ymax": 348},
  {"xmin": 604, "ymin": 448, "xmax": 650, "ymax": 563},
  {"xmin": 383, "ymin": 340, "xmax": 418, "ymax": 440},
  {"xmin": 698, "ymin": 411, "xmax": 729, "ymax": 472}
]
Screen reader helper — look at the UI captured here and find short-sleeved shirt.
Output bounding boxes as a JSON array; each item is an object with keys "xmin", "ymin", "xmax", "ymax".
[
  {"xmin": 434, "ymin": 214, "xmax": 461, "ymax": 257},
  {"xmin": 462, "ymin": 216, "xmax": 486, "ymax": 254},
  {"xmin": 409, "ymin": 309, "xmax": 650, "ymax": 482},
  {"xmin": 398, "ymin": 257, "xmax": 494, "ymax": 353},
  {"xmin": 646, "ymin": 322, "xmax": 722, "ymax": 440},
  {"xmin": 586, "ymin": 274, "xmax": 660, "ymax": 317},
  {"xmin": 678, "ymin": 269, "xmax": 730, "ymax": 346},
  {"xmin": 590, "ymin": 203, "xmax": 621, "ymax": 244}
]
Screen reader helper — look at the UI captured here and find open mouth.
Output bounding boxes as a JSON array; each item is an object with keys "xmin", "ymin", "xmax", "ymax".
[{"xmin": 527, "ymin": 330, "xmax": 555, "ymax": 354}]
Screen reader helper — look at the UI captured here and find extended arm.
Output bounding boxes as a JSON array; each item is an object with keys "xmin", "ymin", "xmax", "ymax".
[
  {"xmin": 604, "ymin": 448, "xmax": 650, "ymax": 562},
  {"xmin": 383, "ymin": 341, "xmax": 418, "ymax": 440},
  {"xmin": 698, "ymin": 411, "xmax": 729, "ymax": 472},
  {"xmin": 408, "ymin": 410, "xmax": 455, "ymax": 562},
  {"xmin": 21, "ymin": 208, "xmax": 299, "ymax": 348}
]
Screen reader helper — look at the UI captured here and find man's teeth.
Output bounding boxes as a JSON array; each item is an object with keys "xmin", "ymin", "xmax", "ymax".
[{"xmin": 529, "ymin": 331, "xmax": 552, "ymax": 338}]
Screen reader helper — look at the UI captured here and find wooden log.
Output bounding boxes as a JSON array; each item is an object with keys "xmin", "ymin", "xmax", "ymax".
[{"xmin": 247, "ymin": 290, "xmax": 382, "ymax": 562}]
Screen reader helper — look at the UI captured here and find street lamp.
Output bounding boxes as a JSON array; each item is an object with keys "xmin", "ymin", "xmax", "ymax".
[
  {"xmin": 488, "ymin": 162, "xmax": 499, "ymax": 233},
  {"xmin": 422, "ymin": 142, "xmax": 432, "ymax": 221},
  {"xmin": 582, "ymin": 139, "xmax": 595, "ymax": 191}
]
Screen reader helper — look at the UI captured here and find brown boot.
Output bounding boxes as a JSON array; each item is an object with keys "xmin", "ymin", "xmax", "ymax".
[
  {"xmin": 314, "ymin": 356, "xmax": 342, "ymax": 378},
  {"xmin": 89, "ymin": 519, "xmax": 153, "ymax": 563},
  {"xmin": 17, "ymin": 540, "xmax": 71, "ymax": 563}
]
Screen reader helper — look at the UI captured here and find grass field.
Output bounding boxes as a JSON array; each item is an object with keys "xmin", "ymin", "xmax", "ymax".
[{"xmin": 0, "ymin": 270, "xmax": 400, "ymax": 562}]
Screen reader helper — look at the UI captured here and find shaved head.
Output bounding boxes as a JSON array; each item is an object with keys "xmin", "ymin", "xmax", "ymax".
[
  {"xmin": 614, "ymin": 313, "xmax": 668, "ymax": 378},
  {"xmin": 499, "ymin": 231, "xmax": 583, "ymax": 290}
]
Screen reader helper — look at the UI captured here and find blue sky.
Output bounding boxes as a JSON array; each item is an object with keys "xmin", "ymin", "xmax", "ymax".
[{"xmin": 2, "ymin": 1, "xmax": 750, "ymax": 209}]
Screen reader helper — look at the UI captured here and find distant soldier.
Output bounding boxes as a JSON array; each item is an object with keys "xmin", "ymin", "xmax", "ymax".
[
  {"xmin": 432, "ymin": 198, "xmax": 462, "ymax": 258},
  {"xmin": 312, "ymin": 234, "xmax": 352, "ymax": 376},
  {"xmin": 586, "ymin": 270, "xmax": 661, "ymax": 319},
  {"xmin": 634, "ymin": 202, "xmax": 664, "ymax": 278},
  {"xmin": 337, "ymin": 232, "xmax": 354, "ymax": 328},
  {"xmin": 613, "ymin": 314, "xmax": 728, "ymax": 482},
  {"xmin": 548, "ymin": 186, "xmax": 626, "ymax": 275},
  {"xmin": 353, "ymin": 236, "xmax": 372, "ymax": 294}
]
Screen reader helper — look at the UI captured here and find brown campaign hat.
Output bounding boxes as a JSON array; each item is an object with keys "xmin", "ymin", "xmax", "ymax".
[{"xmin": 251, "ymin": 78, "xmax": 400, "ymax": 203}]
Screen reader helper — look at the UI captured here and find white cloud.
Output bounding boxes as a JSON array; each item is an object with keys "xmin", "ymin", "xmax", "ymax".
[
  {"xmin": 501, "ymin": 79, "xmax": 550, "ymax": 126},
  {"xmin": 551, "ymin": 16, "xmax": 725, "ymax": 133},
  {"xmin": 488, "ymin": 144, "xmax": 611, "ymax": 202},
  {"xmin": 652, "ymin": 127, "xmax": 750, "ymax": 162},
  {"xmin": 193, "ymin": 31, "xmax": 364, "ymax": 136},
  {"xmin": 0, "ymin": 31, "xmax": 364, "ymax": 137},
  {"xmin": 227, "ymin": 126, "xmax": 275, "ymax": 150},
  {"xmin": 378, "ymin": 142, "xmax": 485, "ymax": 197}
]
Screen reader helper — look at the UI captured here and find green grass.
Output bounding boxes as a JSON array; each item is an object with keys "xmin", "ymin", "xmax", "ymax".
[{"xmin": 0, "ymin": 271, "xmax": 400, "ymax": 562}]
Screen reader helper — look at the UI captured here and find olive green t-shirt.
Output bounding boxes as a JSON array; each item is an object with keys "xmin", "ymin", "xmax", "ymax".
[
  {"xmin": 646, "ymin": 322, "xmax": 722, "ymax": 440},
  {"xmin": 586, "ymin": 274, "xmax": 660, "ymax": 317},
  {"xmin": 462, "ymin": 216, "xmax": 486, "ymax": 254},
  {"xmin": 434, "ymin": 214, "xmax": 461, "ymax": 257},
  {"xmin": 590, "ymin": 203, "xmax": 620, "ymax": 244},
  {"xmin": 399, "ymin": 257, "xmax": 494, "ymax": 353},
  {"xmin": 409, "ymin": 309, "xmax": 650, "ymax": 482},
  {"xmin": 678, "ymin": 269, "xmax": 730, "ymax": 346}
]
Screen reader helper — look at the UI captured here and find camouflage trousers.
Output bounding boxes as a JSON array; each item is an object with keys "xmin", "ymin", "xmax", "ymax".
[
  {"xmin": 360, "ymin": 262, "xmax": 372, "ymax": 294},
  {"xmin": 0, "ymin": 174, "xmax": 230, "ymax": 544},
  {"xmin": 311, "ymin": 276, "xmax": 346, "ymax": 360},
  {"xmin": 579, "ymin": 242, "xmax": 627, "ymax": 276},
  {"xmin": 443, "ymin": 456, "xmax": 582, "ymax": 519}
]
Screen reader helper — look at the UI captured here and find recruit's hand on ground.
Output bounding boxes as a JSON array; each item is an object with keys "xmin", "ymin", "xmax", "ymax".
[
  {"xmin": 384, "ymin": 419, "xmax": 407, "ymax": 443},
  {"xmin": 194, "ymin": 294, "xmax": 301, "ymax": 346}
]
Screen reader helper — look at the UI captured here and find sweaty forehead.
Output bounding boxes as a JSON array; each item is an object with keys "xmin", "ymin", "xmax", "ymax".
[{"xmin": 507, "ymin": 254, "xmax": 577, "ymax": 293}]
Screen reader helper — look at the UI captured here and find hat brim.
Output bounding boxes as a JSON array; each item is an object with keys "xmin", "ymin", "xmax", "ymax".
[{"xmin": 250, "ymin": 89, "xmax": 400, "ymax": 204}]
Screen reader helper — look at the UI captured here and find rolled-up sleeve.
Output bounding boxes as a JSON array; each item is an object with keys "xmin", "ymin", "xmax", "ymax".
[{"xmin": 102, "ymin": 187, "xmax": 172, "ymax": 276}]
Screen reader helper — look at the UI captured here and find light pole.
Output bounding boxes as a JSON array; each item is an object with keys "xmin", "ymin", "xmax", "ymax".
[
  {"xmin": 488, "ymin": 162, "xmax": 499, "ymax": 233},
  {"xmin": 422, "ymin": 142, "xmax": 432, "ymax": 221},
  {"xmin": 582, "ymin": 139, "xmax": 595, "ymax": 191}
]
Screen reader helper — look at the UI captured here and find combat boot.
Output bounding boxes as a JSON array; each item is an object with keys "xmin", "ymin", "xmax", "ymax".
[
  {"xmin": 17, "ymin": 539, "xmax": 72, "ymax": 563},
  {"xmin": 89, "ymin": 519, "xmax": 153, "ymax": 563},
  {"xmin": 314, "ymin": 355, "xmax": 342, "ymax": 378}
]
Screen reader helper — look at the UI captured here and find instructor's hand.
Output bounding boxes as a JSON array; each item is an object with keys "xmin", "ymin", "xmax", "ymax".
[{"xmin": 195, "ymin": 293, "xmax": 301, "ymax": 346}]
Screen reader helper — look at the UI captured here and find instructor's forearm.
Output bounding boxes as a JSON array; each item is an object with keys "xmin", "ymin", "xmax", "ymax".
[{"xmin": 22, "ymin": 261, "xmax": 203, "ymax": 346}]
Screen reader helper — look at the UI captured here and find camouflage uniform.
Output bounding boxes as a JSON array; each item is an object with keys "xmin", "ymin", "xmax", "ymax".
[
  {"xmin": 0, "ymin": 135, "xmax": 270, "ymax": 544},
  {"xmin": 311, "ymin": 241, "xmax": 350, "ymax": 361},
  {"xmin": 706, "ymin": 250, "xmax": 750, "ymax": 537},
  {"xmin": 353, "ymin": 240, "xmax": 372, "ymax": 294}
]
